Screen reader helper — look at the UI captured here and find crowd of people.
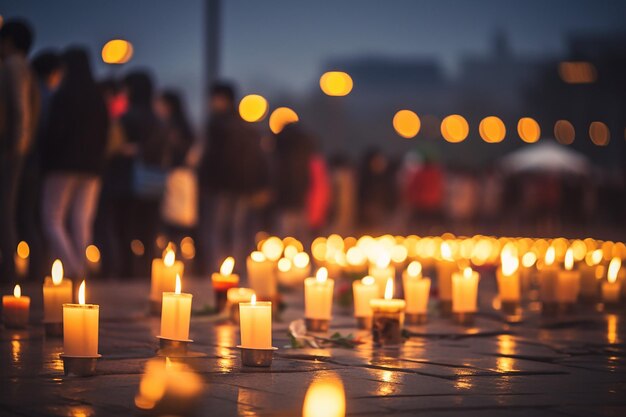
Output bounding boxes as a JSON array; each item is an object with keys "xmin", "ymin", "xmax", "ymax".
[{"xmin": 1, "ymin": 18, "xmax": 622, "ymax": 283}]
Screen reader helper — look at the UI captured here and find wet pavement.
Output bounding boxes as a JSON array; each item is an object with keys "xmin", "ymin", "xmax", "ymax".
[{"xmin": 1, "ymin": 276, "xmax": 625, "ymax": 417}]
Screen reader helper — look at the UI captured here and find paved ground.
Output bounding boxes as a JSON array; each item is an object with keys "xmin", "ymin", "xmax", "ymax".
[{"xmin": 1, "ymin": 272, "xmax": 625, "ymax": 417}]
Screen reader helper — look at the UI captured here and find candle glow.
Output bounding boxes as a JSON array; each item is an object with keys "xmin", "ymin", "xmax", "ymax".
[
  {"xmin": 407, "ymin": 261, "xmax": 422, "ymax": 278},
  {"xmin": 220, "ymin": 257, "xmax": 235, "ymax": 276},
  {"xmin": 302, "ymin": 375, "xmax": 346, "ymax": 417},
  {"xmin": 52, "ymin": 259, "xmax": 63, "ymax": 285},
  {"xmin": 14, "ymin": 284, "xmax": 21, "ymax": 298},
  {"xmin": 608, "ymin": 258, "xmax": 621, "ymax": 284}
]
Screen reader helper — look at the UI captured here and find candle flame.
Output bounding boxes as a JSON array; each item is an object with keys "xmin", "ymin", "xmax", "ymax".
[
  {"xmin": 564, "ymin": 248, "xmax": 574, "ymax": 271},
  {"xmin": 175, "ymin": 274, "xmax": 181, "ymax": 294},
  {"xmin": 51, "ymin": 259, "xmax": 63, "ymax": 285},
  {"xmin": 544, "ymin": 246, "xmax": 555, "ymax": 266},
  {"xmin": 407, "ymin": 261, "xmax": 422, "ymax": 278},
  {"xmin": 278, "ymin": 258, "xmax": 292, "ymax": 272},
  {"xmin": 251, "ymin": 294, "xmax": 256, "ymax": 305},
  {"xmin": 521, "ymin": 251, "xmax": 537, "ymax": 268},
  {"xmin": 78, "ymin": 280, "xmax": 86, "ymax": 305},
  {"xmin": 16, "ymin": 241, "xmax": 29, "ymax": 259},
  {"xmin": 316, "ymin": 267, "xmax": 328, "ymax": 283},
  {"xmin": 463, "ymin": 267, "xmax": 473, "ymax": 279},
  {"xmin": 374, "ymin": 252, "xmax": 391, "ymax": 269},
  {"xmin": 361, "ymin": 276, "xmax": 375, "ymax": 286},
  {"xmin": 13, "ymin": 284, "xmax": 21, "ymax": 298},
  {"xmin": 220, "ymin": 256, "xmax": 235, "ymax": 276},
  {"xmin": 607, "ymin": 257, "xmax": 621, "ymax": 284},
  {"xmin": 250, "ymin": 251, "xmax": 266, "ymax": 262},
  {"xmin": 293, "ymin": 252, "xmax": 310, "ymax": 268},
  {"xmin": 501, "ymin": 247, "xmax": 519, "ymax": 276},
  {"xmin": 302, "ymin": 375, "xmax": 345, "ymax": 417},
  {"xmin": 384, "ymin": 278, "xmax": 394, "ymax": 300},
  {"xmin": 163, "ymin": 249, "xmax": 175, "ymax": 267},
  {"xmin": 441, "ymin": 241, "xmax": 453, "ymax": 261},
  {"xmin": 587, "ymin": 249, "xmax": 603, "ymax": 266}
]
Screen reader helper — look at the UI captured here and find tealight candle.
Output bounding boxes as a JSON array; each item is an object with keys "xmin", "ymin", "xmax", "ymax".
[
  {"xmin": 368, "ymin": 254, "xmax": 395, "ymax": 298},
  {"xmin": 496, "ymin": 246, "xmax": 521, "ymax": 315},
  {"xmin": 556, "ymin": 248, "xmax": 580, "ymax": 310},
  {"xmin": 43, "ymin": 260, "xmax": 73, "ymax": 335},
  {"xmin": 402, "ymin": 261, "xmax": 431, "ymax": 324},
  {"xmin": 212, "ymin": 257, "xmax": 239, "ymax": 312},
  {"xmin": 160, "ymin": 275, "xmax": 193, "ymax": 341},
  {"xmin": 452, "ymin": 267, "xmax": 480, "ymax": 325},
  {"xmin": 246, "ymin": 251, "xmax": 277, "ymax": 301},
  {"xmin": 352, "ymin": 276, "xmax": 379, "ymax": 329},
  {"xmin": 579, "ymin": 249, "xmax": 603, "ymax": 301},
  {"xmin": 239, "ymin": 295, "xmax": 272, "ymax": 349},
  {"xmin": 227, "ymin": 287, "xmax": 255, "ymax": 322},
  {"xmin": 538, "ymin": 246, "xmax": 558, "ymax": 315},
  {"xmin": 436, "ymin": 242, "xmax": 457, "ymax": 315},
  {"xmin": 602, "ymin": 257, "xmax": 621, "ymax": 305},
  {"xmin": 150, "ymin": 247, "xmax": 184, "ymax": 314},
  {"xmin": 370, "ymin": 278, "xmax": 406, "ymax": 345},
  {"xmin": 2, "ymin": 284, "xmax": 30, "ymax": 329},
  {"xmin": 63, "ymin": 281, "xmax": 99, "ymax": 356},
  {"xmin": 304, "ymin": 267, "xmax": 334, "ymax": 331}
]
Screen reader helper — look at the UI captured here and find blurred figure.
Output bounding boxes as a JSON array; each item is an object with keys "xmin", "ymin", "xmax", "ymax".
[
  {"xmin": 18, "ymin": 50, "xmax": 62, "ymax": 280},
  {"xmin": 0, "ymin": 19, "xmax": 39, "ymax": 282},
  {"xmin": 198, "ymin": 82, "xmax": 268, "ymax": 272},
  {"xmin": 405, "ymin": 155, "xmax": 444, "ymax": 234},
  {"xmin": 40, "ymin": 47, "xmax": 109, "ymax": 278},
  {"xmin": 328, "ymin": 154, "xmax": 356, "ymax": 236},
  {"xmin": 155, "ymin": 90, "xmax": 197, "ymax": 242},
  {"xmin": 358, "ymin": 148, "xmax": 397, "ymax": 230},
  {"xmin": 445, "ymin": 168, "xmax": 479, "ymax": 234}
]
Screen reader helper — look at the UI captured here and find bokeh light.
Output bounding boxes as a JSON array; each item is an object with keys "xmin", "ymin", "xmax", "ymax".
[
  {"xmin": 101, "ymin": 39, "xmax": 133, "ymax": 64},
  {"xmin": 441, "ymin": 115, "xmax": 469, "ymax": 143},
  {"xmin": 589, "ymin": 121, "xmax": 610, "ymax": 146},
  {"xmin": 239, "ymin": 94, "xmax": 269, "ymax": 122},
  {"xmin": 269, "ymin": 107, "xmax": 299, "ymax": 134},
  {"xmin": 479, "ymin": 116, "xmax": 506, "ymax": 143},
  {"xmin": 554, "ymin": 120, "xmax": 575, "ymax": 145},
  {"xmin": 393, "ymin": 110, "xmax": 421, "ymax": 139},
  {"xmin": 517, "ymin": 117, "xmax": 541, "ymax": 143},
  {"xmin": 319, "ymin": 71, "xmax": 353, "ymax": 96},
  {"xmin": 558, "ymin": 61, "xmax": 597, "ymax": 84},
  {"xmin": 85, "ymin": 245, "xmax": 101, "ymax": 263}
]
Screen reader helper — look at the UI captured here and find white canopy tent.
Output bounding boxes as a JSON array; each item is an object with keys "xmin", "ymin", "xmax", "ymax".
[{"xmin": 499, "ymin": 140, "xmax": 591, "ymax": 176}]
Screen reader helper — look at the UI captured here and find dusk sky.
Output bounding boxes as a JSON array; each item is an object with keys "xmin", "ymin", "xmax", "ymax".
[{"xmin": 3, "ymin": 0, "xmax": 626, "ymax": 122}]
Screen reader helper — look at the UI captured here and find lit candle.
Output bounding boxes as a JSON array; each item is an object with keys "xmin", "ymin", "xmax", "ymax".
[
  {"xmin": 368, "ymin": 253, "xmax": 395, "ymax": 298},
  {"xmin": 239, "ymin": 294, "xmax": 272, "ymax": 349},
  {"xmin": 246, "ymin": 251, "xmax": 277, "ymax": 301},
  {"xmin": 63, "ymin": 280, "xmax": 99, "ymax": 356},
  {"xmin": 538, "ymin": 246, "xmax": 558, "ymax": 315},
  {"xmin": 436, "ymin": 241, "xmax": 457, "ymax": 314},
  {"xmin": 302, "ymin": 375, "xmax": 346, "ymax": 417},
  {"xmin": 304, "ymin": 267, "xmax": 334, "ymax": 331},
  {"xmin": 160, "ymin": 275, "xmax": 193, "ymax": 341},
  {"xmin": 496, "ymin": 246, "xmax": 521, "ymax": 315},
  {"xmin": 212, "ymin": 257, "xmax": 239, "ymax": 312},
  {"xmin": 352, "ymin": 276, "xmax": 379, "ymax": 328},
  {"xmin": 556, "ymin": 248, "xmax": 580, "ymax": 308},
  {"xmin": 579, "ymin": 249, "xmax": 603, "ymax": 300},
  {"xmin": 402, "ymin": 261, "xmax": 431, "ymax": 323},
  {"xmin": 277, "ymin": 252, "xmax": 311, "ymax": 287},
  {"xmin": 2, "ymin": 284, "xmax": 30, "ymax": 329},
  {"xmin": 602, "ymin": 257, "xmax": 621, "ymax": 304},
  {"xmin": 370, "ymin": 278, "xmax": 406, "ymax": 345},
  {"xmin": 227, "ymin": 287, "xmax": 255, "ymax": 322},
  {"xmin": 452, "ymin": 267, "xmax": 480, "ymax": 324},
  {"xmin": 43, "ymin": 259, "xmax": 73, "ymax": 327},
  {"xmin": 150, "ymin": 247, "xmax": 184, "ymax": 313},
  {"xmin": 14, "ymin": 241, "xmax": 29, "ymax": 277}
]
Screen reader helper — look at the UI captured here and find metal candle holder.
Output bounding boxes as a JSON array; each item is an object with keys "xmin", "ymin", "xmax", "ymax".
[
  {"xmin": 371, "ymin": 310, "xmax": 405, "ymax": 346},
  {"xmin": 156, "ymin": 336, "xmax": 193, "ymax": 357},
  {"xmin": 60, "ymin": 353, "xmax": 101, "ymax": 377},
  {"xmin": 238, "ymin": 346, "xmax": 277, "ymax": 367},
  {"xmin": 452, "ymin": 311, "xmax": 475, "ymax": 326},
  {"xmin": 44, "ymin": 322, "xmax": 63, "ymax": 337},
  {"xmin": 405, "ymin": 313, "xmax": 427, "ymax": 325},
  {"xmin": 305, "ymin": 318, "xmax": 329, "ymax": 332},
  {"xmin": 355, "ymin": 316, "xmax": 372, "ymax": 330}
]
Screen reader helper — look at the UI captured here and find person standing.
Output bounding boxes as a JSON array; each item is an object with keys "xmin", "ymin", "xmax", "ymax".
[
  {"xmin": 40, "ymin": 47, "xmax": 109, "ymax": 278},
  {"xmin": 0, "ymin": 19, "xmax": 39, "ymax": 282}
]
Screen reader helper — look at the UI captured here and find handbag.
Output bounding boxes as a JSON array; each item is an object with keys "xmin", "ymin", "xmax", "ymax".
[{"xmin": 161, "ymin": 167, "xmax": 198, "ymax": 227}]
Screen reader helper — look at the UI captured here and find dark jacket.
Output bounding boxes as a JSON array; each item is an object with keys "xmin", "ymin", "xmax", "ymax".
[{"xmin": 274, "ymin": 124, "xmax": 313, "ymax": 209}]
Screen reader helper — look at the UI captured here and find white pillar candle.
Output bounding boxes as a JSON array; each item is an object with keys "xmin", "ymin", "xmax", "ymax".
[
  {"xmin": 603, "ymin": 257, "xmax": 622, "ymax": 304},
  {"xmin": 2, "ymin": 284, "xmax": 30, "ymax": 328},
  {"xmin": 63, "ymin": 281, "xmax": 99, "ymax": 356},
  {"xmin": 304, "ymin": 267, "xmax": 334, "ymax": 320},
  {"xmin": 436, "ymin": 242, "xmax": 457, "ymax": 303},
  {"xmin": 352, "ymin": 276, "xmax": 379, "ymax": 318},
  {"xmin": 538, "ymin": 246, "xmax": 558, "ymax": 304},
  {"xmin": 151, "ymin": 248, "xmax": 184, "ymax": 303},
  {"xmin": 43, "ymin": 260, "xmax": 73, "ymax": 323},
  {"xmin": 239, "ymin": 295, "xmax": 272, "ymax": 349},
  {"xmin": 246, "ymin": 251, "xmax": 277, "ymax": 300},
  {"xmin": 368, "ymin": 254, "xmax": 395, "ymax": 298},
  {"xmin": 579, "ymin": 249, "xmax": 603, "ymax": 298},
  {"xmin": 497, "ymin": 248, "xmax": 521, "ymax": 303},
  {"xmin": 556, "ymin": 248, "xmax": 580, "ymax": 304},
  {"xmin": 402, "ymin": 262, "xmax": 431, "ymax": 314},
  {"xmin": 160, "ymin": 274, "xmax": 193, "ymax": 341},
  {"xmin": 452, "ymin": 267, "xmax": 480, "ymax": 313}
]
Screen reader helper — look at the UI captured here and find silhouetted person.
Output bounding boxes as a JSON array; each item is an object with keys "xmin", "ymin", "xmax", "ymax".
[
  {"xmin": 328, "ymin": 154, "xmax": 357, "ymax": 235},
  {"xmin": 0, "ymin": 19, "xmax": 39, "ymax": 282},
  {"xmin": 155, "ymin": 90, "xmax": 194, "ymax": 169},
  {"xmin": 358, "ymin": 148, "xmax": 397, "ymax": 230},
  {"xmin": 40, "ymin": 47, "xmax": 109, "ymax": 278},
  {"xmin": 198, "ymin": 82, "xmax": 268, "ymax": 272}
]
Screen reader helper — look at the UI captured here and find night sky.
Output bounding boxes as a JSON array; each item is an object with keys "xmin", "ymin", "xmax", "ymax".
[{"xmin": 3, "ymin": 0, "xmax": 626, "ymax": 123}]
